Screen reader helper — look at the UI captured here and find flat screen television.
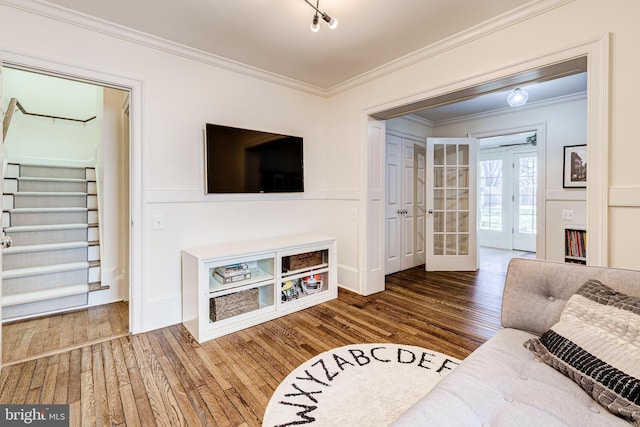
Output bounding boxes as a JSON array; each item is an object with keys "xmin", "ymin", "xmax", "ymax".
[{"xmin": 205, "ymin": 123, "xmax": 304, "ymax": 194}]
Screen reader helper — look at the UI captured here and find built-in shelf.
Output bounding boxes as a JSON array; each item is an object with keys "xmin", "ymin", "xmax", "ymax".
[
  {"xmin": 181, "ymin": 234, "xmax": 337, "ymax": 343},
  {"xmin": 565, "ymin": 225, "xmax": 586, "ymax": 265}
]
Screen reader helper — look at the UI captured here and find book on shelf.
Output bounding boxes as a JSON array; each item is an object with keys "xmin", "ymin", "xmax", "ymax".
[
  {"xmin": 213, "ymin": 263, "xmax": 251, "ymax": 284},
  {"xmin": 565, "ymin": 228, "xmax": 586, "ymax": 260}
]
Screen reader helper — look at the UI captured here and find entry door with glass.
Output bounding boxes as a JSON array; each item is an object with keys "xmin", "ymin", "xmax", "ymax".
[
  {"xmin": 425, "ymin": 138, "xmax": 477, "ymax": 271},
  {"xmin": 513, "ymin": 153, "xmax": 537, "ymax": 251},
  {"xmin": 478, "ymin": 149, "xmax": 536, "ymax": 252}
]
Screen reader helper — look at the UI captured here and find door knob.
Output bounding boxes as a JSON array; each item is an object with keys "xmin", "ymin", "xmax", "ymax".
[{"xmin": 1, "ymin": 235, "xmax": 13, "ymax": 249}]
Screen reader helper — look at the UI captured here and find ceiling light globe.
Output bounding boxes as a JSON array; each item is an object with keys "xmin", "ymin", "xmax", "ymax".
[
  {"xmin": 328, "ymin": 17, "xmax": 338, "ymax": 29},
  {"xmin": 507, "ymin": 88, "xmax": 529, "ymax": 107}
]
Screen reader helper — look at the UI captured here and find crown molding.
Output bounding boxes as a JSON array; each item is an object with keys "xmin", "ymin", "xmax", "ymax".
[
  {"xmin": 403, "ymin": 114, "xmax": 434, "ymax": 128},
  {"xmin": 0, "ymin": 0, "xmax": 328, "ymax": 97},
  {"xmin": 1, "ymin": 0, "xmax": 574, "ymax": 98},
  {"xmin": 326, "ymin": 0, "xmax": 575, "ymax": 96},
  {"xmin": 429, "ymin": 91, "xmax": 586, "ymax": 127}
]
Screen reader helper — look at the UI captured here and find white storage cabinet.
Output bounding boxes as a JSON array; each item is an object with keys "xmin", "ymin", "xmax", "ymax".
[{"xmin": 181, "ymin": 234, "xmax": 337, "ymax": 343}]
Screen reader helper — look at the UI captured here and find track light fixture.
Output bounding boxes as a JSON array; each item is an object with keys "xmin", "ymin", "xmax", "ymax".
[{"xmin": 303, "ymin": 0, "xmax": 338, "ymax": 32}]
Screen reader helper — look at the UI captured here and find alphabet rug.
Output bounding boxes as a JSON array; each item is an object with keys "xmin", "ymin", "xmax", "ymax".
[{"xmin": 262, "ymin": 343, "xmax": 461, "ymax": 427}]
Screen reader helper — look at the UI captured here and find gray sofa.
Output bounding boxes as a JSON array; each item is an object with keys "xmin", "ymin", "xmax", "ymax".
[{"xmin": 393, "ymin": 258, "xmax": 640, "ymax": 426}]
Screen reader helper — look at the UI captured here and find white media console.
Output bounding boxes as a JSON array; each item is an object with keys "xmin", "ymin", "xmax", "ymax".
[{"xmin": 181, "ymin": 234, "xmax": 337, "ymax": 343}]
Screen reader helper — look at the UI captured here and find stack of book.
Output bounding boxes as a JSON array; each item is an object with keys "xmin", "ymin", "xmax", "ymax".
[{"xmin": 213, "ymin": 263, "xmax": 251, "ymax": 284}]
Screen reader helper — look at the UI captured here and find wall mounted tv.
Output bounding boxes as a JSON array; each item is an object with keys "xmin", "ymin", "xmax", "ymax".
[{"xmin": 205, "ymin": 123, "xmax": 304, "ymax": 194}]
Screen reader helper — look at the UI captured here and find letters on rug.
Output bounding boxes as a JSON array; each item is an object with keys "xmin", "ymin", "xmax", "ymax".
[{"xmin": 262, "ymin": 343, "xmax": 461, "ymax": 427}]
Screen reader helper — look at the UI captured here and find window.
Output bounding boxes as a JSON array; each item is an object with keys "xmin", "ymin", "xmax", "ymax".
[
  {"xmin": 517, "ymin": 156, "xmax": 537, "ymax": 234},
  {"xmin": 479, "ymin": 159, "xmax": 502, "ymax": 231}
]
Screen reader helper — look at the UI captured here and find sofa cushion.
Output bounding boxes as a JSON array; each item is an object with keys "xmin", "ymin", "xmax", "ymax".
[
  {"xmin": 392, "ymin": 328, "xmax": 629, "ymax": 426},
  {"xmin": 524, "ymin": 279, "xmax": 640, "ymax": 426}
]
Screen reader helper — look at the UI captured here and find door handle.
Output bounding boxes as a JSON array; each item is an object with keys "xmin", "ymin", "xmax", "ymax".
[{"xmin": 1, "ymin": 235, "xmax": 13, "ymax": 249}]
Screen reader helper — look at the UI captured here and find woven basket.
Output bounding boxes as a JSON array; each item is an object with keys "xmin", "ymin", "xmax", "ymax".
[
  {"xmin": 283, "ymin": 250, "xmax": 324, "ymax": 271},
  {"xmin": 210, "ymin": 288, "xmax": 259, "ymax": 321}
]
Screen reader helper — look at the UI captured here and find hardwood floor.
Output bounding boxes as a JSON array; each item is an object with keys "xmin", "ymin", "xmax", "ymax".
[
  {"xmin": 2, "ymin": 301, "xmax": 129, "ymax": 366},
  {"xmin": 0, "ymin": 257, "xmax": 519, "ymax": 426}
]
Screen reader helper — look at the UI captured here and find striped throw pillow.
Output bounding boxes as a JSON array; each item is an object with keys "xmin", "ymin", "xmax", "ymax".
[{"xmin": 524, "ymin": 279, "xmax": 640, "ymax": 426}]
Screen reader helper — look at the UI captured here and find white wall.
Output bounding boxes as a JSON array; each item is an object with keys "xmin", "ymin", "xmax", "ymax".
[
  {"xmin": 0, "ymin": 3, "xmax": 330, "ymax": 332},
  {"xmin": 433, "ymin": 96, "xmax": 587, "ymax": 262},
  {"xmin": 2, "ymin": 68, "xmax": 98, "ymax": 165},
  {"xmin": 324, "ymin": 0, "xmax": 640, "ymax": 288},
  {"xmin": 1, "ymin": 0, "xmax": 639, "ymax": 333},
  {"xmin": 88, "ymin": 87, "xmax": 130, "ymax": 306}
]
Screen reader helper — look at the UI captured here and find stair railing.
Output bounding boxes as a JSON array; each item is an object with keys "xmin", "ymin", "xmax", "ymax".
[{"xmin": 2, "ymin": 97, "xmax": 97, "ymax": 142}]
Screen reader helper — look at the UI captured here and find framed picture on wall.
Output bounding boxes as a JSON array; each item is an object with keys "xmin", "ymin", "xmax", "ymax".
[{"xmin": 563, "ymin": 144, "xmax": 587, "ymax": 188}]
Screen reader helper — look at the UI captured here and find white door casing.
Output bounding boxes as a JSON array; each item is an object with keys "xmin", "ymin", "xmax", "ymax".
[
  {"xmin": 0, "ymin": 53, "xmax": 143, "ymax": 334},
  {"xmin": 426, "ymin": 137, "xmax": 478, "ymax": 271},
  {"xmin": 0, "ymin": 63, "xmax": 4, "ymax": 371},
  {"xmin": 362, "ymin": 118, "xmax": 386, "ymax": 295}
]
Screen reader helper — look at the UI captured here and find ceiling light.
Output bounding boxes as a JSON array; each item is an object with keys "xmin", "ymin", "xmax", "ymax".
[
  {"xmin": 507, "ymin": 88, "xmax": 529, "ymax": 107},
  {"xmin": 310, "ymin": 13, "xmax": 320, "ymax": 32},
  {"xmin": 303, "ymin": 0, "xmax": 338, "ymax": 32}
]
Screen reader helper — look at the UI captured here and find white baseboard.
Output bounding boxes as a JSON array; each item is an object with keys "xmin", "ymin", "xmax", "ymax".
[{"xmin": 338, "ymin": 264, "xmax": 359, "ymax": 293}]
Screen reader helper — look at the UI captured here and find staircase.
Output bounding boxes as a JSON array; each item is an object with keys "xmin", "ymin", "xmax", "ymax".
[{"xmin": 2, "ymin": 163, "xmax": 101, "ymax": 321}]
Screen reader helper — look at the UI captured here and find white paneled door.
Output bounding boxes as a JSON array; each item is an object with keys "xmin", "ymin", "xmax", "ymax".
[
  {"xmin": 426, "ymin": 138, "xmax": 477, "ymax": 271},
  {"xmin": 385, "ymin": 134, "xmax": 425, "ymax": 275}
]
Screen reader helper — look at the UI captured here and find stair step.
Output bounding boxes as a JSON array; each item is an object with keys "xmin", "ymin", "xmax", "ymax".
[
  {"xmin": 2, "ymin": 284, "xmax": 89, "ymax": 307},
  {"xmin": 19, "ymin": 164, "xmax": 87, "ymax": 179},
  {"xmin": 17, "ymin": 177, "xmax": 88, "ymax": 183},
  {"xmin": 9, "ymin": 207, "xmax": 89, "ymax": 213},
  {"xmin": 9, "ymin": 177, "xmax": 91, "ymax": 193},
  {"xmin": 13, "ymin": 191, "xmax": 88, "ymax": 197},
  {"xmin": 7, "ymin": 207, "xmax": 92, "ymax": 227},
  {"xmin": 4, "ymin": 223, "xmax": 89, "ymax": 232},
  {"xmin": 2, "ymin": 261, "xmax": 89, "ymax": 279},
  {"xmin": 3, "ymin": 241, "xmax": 89, "ymax": 254}
]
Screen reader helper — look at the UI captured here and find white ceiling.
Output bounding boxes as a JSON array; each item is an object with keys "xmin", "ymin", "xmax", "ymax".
[
  {"xmin": 7, "ymin": 0, "xmax": 587, "ymax": 122},
  {"xmin": 39, "ymin": 0, "xmax": 533, "ymax": 90},
  {"xmin": 413, "ymin": 72, "xmax": 588, "ymax": 123}
]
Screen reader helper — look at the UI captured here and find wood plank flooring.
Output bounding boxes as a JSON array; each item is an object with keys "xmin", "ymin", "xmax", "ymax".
[
  {"xmin": 2, "ymin": 301, "xmax": 129, "ymax": 365},
  {"xmin": 0, "ymin": 256, "xmax": 517, "ymax": 426}
]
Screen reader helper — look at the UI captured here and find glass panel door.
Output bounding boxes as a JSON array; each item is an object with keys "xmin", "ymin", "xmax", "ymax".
[
  {"xmin": 426, "ymin": 138, "xmax": 477, "ymax": 271},
  {"xmin": 513, "ymin": 153, "xmax": 537, "ymax": 251}
]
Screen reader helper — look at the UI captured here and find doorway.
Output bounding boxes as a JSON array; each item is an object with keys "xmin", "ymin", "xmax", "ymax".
[
  {"xmin": 363, "ymin": 42, "xmax": 609, "ymax": 294},
  {"xmin": 478, "ymin": 131, "xmax": 538, "ymax": 253},
  {"xmin": 1, "ymin": 66, "xmax": 131, "ymax": 364},
  {"xmin": 384, "ymin": 131, "xmax": 426, "ymax": 275}
]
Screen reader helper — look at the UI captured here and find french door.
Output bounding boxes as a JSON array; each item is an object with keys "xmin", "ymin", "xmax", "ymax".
[
  {"xmin": 425, "ymin": 138, "xmax": 477, "ymax": 271},
  {"xmin": 478, "ymin": 150, "xmax": 536, "ymax": 252},
  {"xmin": 385, "ymin": 134, "xmax": 425, "ymax": 274},
  {"xmin": 513, "ymin": 153, "xmax": 537, "ymax": 251}
]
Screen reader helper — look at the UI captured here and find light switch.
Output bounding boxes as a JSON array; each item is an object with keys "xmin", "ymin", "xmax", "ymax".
[
  {"xmin": 152, "ymin": 214, "xmax": 165, "ymax": 230},
  {"xmin": 561, "ymin": 210, "xmax": 575, "ymax": 221}
]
